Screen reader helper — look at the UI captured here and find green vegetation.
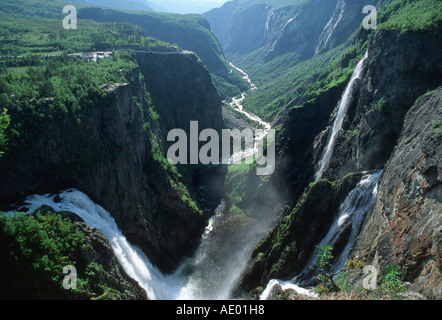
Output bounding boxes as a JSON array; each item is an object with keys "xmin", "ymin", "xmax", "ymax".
[
  {"xmin": 212, "ymin": 70, "xmax": 250, "ymax": 100},
  {"xmin": 0, "ymin": 211, "xmax": 141, "ymax": 299},
  {"xmin": 432, "ymin": 119, "xmax": 442, "ymax": 130},
  {"xmin": 314, "ymin": 244, "xmax": 340, "ymax": 294},
  {"xmin": 0, "ymin": 18, "xmax": 170, "ymax": 57},
  {"xmin": 318, "ymin": 257, "xmax": 412, "ymax": 300},
  {"xmin": 379, "ymin": 265, "xmax": 406, "ymax": 293},
  {"xmin": 0, "ymin": 108, "xmax": 10, "ymax": 156},
  {"xmin": 370, "ymin": 97, "xmax": 388, "ymax": 116},
  {"xmin": 0, "ymin": 0, "xmax": 247, "ymax": 101},
  {"xmin": 344, "ymin": 128, "xmax": 359, "ymax": 140},
  {"xmin": 377, "ymin": 0, "xmax": 442, "ymax": 33},
  {"xmin": 241, "ymin": 40, "xmax": 367, "ymax": 122},
  {"xmin": 0, "ymin": 211, "xmax": 87, "ymax": 298}
]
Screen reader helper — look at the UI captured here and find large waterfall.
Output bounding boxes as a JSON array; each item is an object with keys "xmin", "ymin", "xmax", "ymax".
[
  {"xmin": 8, "ymin": 64, "xmax": 274, "ymax": 301},
  {"xmin": 260, "ymin": 169, "xmax": 382, "ymax": 300},
  {"xmin": 16, "ymin": 191, "xmax": 243, "ymax": 300},
  {"xmin": 315, "ymin": 51, "xmax": 369, "ymax": 181},
  {"xmin": 15, "ymin": 189, "xmax": 180, "ymax": 300}
]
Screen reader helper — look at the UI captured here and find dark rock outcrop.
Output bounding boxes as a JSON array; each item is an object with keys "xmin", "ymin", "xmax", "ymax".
[
  {"xmin": 350, "ymin": 88, "xmax": 442, "ymax": 298},
  {"xmin": 236, "ymin": 173, "xmax": 364, "ymax": 295},
  {"xmin": 318, "ymin": 25, "xmax": 442, "ymax": 181},
  {"xmin": 76, "ymin": 222, "xmax": 148, "ymax": 300}
]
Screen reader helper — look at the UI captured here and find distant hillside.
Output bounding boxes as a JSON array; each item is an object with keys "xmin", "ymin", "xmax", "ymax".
[
  {"xmin": 0, "ymin": 0, "xmax": 249, "ymax": 99},
  {"xmin": 62, "ymin": 0, "xmax": 155, "ymax": 12}
]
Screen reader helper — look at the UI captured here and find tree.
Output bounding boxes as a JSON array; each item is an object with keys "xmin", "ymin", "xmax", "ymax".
[
  {"xmin": 0, "ymin": 108, "xmax": 10, "ymax": 157},
  {"xmin": 315, "ymin": 244, "xmax": 340, "ymax": 293}
]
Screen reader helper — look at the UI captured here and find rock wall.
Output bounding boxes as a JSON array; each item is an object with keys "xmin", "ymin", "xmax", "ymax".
[
  {"xmin": 317, "ymin": 25, "xmax": 442, "ymax": 182},
  {"xmin": 205, "ymin": 0, "xmax": 376, "ymax": 62},
  {"xmin": 236, "ymin": 172, "xmax": 364, "ymax": 295},
  {"xmin": 235, "ymin": 20, "xmax": 442, "ymax": 299},
  {"xmin": 350, "ymin": 88, "xmax": 442, "ymax": 298}
]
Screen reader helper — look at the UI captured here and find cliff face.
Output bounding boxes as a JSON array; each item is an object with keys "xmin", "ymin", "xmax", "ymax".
[
  {"xmin": 315, "ymin": 0, "xmax": 375, "ymax": 54},
  {"xmin": 235, "ymin": 15, "xmax": 442, "ymax": 298},
  {"xmin": 204, "ymin": 2, "xmax": 273, "ymax": 56},
  {"xmin": 350, "ymin": 88, "xmax": 442, "ymax": 298},
  {"xmin": 135, "ymin": 49, "xmax": 224, "ymax": 135},
  {"xmin": 261, "ymin": 0, "xmax": 339, "ymax": 61},
  {"xmin": 316, "ymin": 25, "xmax": 442, "ymax": 182},
  {"xmin": 205, "ymin": 0, "xmax": 375, "ymax": 62},
  {"xmin": 0, "ymin": 49, "xmax": 223, "ymax": 273},
  {"xmin": 237, "ymin": 173, "xmax": 365, "ymax": 294}
]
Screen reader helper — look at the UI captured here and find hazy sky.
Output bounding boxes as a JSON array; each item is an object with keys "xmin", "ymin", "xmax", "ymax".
[{"xmin": 147, "ymin": 0, "xmax": 230, "ymax": 14}]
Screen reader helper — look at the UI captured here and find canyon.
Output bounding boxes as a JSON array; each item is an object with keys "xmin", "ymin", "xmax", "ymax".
[{"xmin": 0, "ymin": 0, "xmax": 440, "ymax": 300}]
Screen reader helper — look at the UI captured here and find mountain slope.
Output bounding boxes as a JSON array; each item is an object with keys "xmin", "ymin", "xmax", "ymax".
[
  {"xmin": 0, "ymin": 0, "xmax": 249, "ymax": 99},
  {"xmin": 232, "ymin": 0, "xmax": 442, "ymax": 299},
  {"xmin": 63, "ymin": 0, "xmax": 155, "ymax": 12},
  {"xmin": 205, "ymin": 0, "xmax": 380, "ymax": 122}
]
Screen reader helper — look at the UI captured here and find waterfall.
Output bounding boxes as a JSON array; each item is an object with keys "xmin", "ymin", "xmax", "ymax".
[
  {"xmin": 14, "ymin": 189, "xmax": 239, "ymax": 300},
  {"xmin": 303, "ymin": 169, "xmax": 383, "ymax": 275},
  {"xmin": 260, "ymin": 169, "xmax": 382, "ymax": 300},
  {"xmin": 3, "ymin": 64, "xmax": 275, "ymax": 301},
  {"xmin": 14, "ymin": 189, "xmax": 182, "ymax": 300},
  {"xmin": 314, "ymin": 51, "xmax": 369, "ymax": 181}
]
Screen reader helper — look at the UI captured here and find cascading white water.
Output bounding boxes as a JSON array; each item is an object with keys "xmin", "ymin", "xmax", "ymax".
[
  {"xmin": 15, "ymin": 189, "xmax": 185, "ymax": 300},
  {"xmin": 229, "ymin": 62, "xmax": 257, "ymax": 91},
  {"xmin": 260, "ymin": 169, "xmax": 382, "ymax": 300},
  {"xmin": 303, "ymin": 169, "xmax": 383, "ymax": 274},
  {"xmin": 14, "ymin": 189, "xmax": 237, "ymax": 300},
  {"xmin": 315, "ymin": 51, "xmax": 369, "ymax": 181},
  {"xmin": 226, "ymin": 63, "xmax": 271, "ymax": 165}
]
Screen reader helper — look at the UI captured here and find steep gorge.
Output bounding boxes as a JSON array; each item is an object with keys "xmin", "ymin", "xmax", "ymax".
[
  {"xmin": 0, "ymin": 47, "xmax": 224, "ymax": 274},
  {"xmin": 209, "ymin": 0, "xmax": 442, "ymax": 299},
  {"xmin": 0, "ymin": 0, "xmax": 441, "ymax": 301}
]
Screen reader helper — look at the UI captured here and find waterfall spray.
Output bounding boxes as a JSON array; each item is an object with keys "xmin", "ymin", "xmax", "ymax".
[{"xmin": 261, "ymin": 169, "xmax": 382, "ymax": 300}]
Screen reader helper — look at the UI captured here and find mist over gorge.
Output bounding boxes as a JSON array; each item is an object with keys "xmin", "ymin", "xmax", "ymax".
[{"xmin": 0, "ymin": 0, "xmax": 440, "ymax": 302}]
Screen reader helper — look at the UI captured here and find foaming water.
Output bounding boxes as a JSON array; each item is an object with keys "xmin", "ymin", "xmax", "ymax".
[
  {"xmin": 15, "ymin": 189, "xmax": 182, "ymax": 300},
  {"xmin": 315, "ymin": 51, "xmax": 369, "ymax": 181},
  {"xmin": 14, "ymin": 189, "xmax": 235, "ymax": 300},
  {"xmin": 261, "ymin": 169, "xmax": 382, "ymax": 300}
]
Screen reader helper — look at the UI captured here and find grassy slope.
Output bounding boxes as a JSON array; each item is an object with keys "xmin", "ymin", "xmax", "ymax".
[{"xmin": 0, "ymin": 0, "xmax": 249, "ymax": 100}]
